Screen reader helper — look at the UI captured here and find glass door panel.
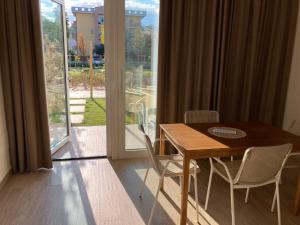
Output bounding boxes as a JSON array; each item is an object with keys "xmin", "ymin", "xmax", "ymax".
[
  {"xmin": 124, "ymin": 1, "xmax": 159, "ymax": 150},
  {"xmin": 40, "ymin": 0, "xmax": 70, "ymax": 151}
]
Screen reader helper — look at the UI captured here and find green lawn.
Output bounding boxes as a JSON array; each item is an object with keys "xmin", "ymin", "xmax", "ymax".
[
  {"xmin": 72, "ymin": 98, "xmax": 134, "ymax": 126},
  {"xmin": 82, "ymin": 98, "xmax": 106, "ymax": 126}
]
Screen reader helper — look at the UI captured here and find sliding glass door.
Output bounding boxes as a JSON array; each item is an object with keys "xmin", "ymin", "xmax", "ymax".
[
  {"xmin": 105, "ymin": 0, "xmax": 159, "ymax": 158},
  {"xmin": 40, "ymin": 0, "xmax": 158, "ymax": 157},
  {"xmin": 40, "ymin": 0, "xmax": 70, "ymax": 152},
  {"xmin": 124, "ymin": 1, "xmax": 159, "ymax": 150}
]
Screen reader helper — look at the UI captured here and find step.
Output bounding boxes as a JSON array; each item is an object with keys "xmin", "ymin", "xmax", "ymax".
[
  {"xmin": 70, "ymin": 114, "xmax": 84, "ymax": 124},
  {"xmin": 69, "ymin": 99, "xmax": 86, "ymax": 105},
  {"xmin": 70, "ymin": 105, "xmax": 85, "ymax": 113}
]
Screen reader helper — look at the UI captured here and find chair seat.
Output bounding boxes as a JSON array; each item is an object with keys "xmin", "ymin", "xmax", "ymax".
[
  {"xmin": 214, "ymin": 159, "xmax": 242, "ymax": 181},
  {"xmin": 153, "ymin": 154, "xmax": 200, "ymax": 177}
]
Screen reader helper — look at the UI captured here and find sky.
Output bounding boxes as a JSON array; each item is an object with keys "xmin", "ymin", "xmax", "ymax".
[
  {"xmin": 65, "ymin": 0, "xmax": 159, "ymax": 27},
  {"xmin": 40, "ymin": 0, "xmax": 60, "ymax": 22}
]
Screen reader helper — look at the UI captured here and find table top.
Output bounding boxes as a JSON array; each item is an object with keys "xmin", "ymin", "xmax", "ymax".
[{"xmin": 160, "ymin": 122, "xmax": 300, "ymax": 158}]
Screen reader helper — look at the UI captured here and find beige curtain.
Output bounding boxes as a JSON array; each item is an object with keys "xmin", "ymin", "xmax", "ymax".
[
  {"xmin": 0, "ymin": 0, "xmax": 53, "ymax": 172},
  {"xmin": 157, "ymin": 0, "xmax": 221, "ymax": 124},
  {"xmin": 157, "ymin": 0, "xmax": 299, "ymax": 132},
  {"xmin": 217, "ymin": 0, "xmax": 299, "ymax": 126}
]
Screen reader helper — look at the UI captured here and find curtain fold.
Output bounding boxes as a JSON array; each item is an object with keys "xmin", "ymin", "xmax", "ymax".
[
  {"xmin": 157, "ymin": 0, "xmax": 299, "ymax": 133},
  {"xmin": 157, "ymin": 0, "xmax": 222, "ymax": 126},
  {"xmin": 218, "ymin": 0, "xmax": 299, "ymax": 126},
  {"xmin": 0, "ymin": 0, "xmax": 53, "ymax": 172}
]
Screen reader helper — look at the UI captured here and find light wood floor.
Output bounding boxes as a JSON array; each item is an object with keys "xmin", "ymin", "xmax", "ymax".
[
  {"xmin": 52, "ymin": 125, "xmax": 147, "ymax": 159},
  {"xmin": 0, "ymin": 158, "xmax": 299, "ymax": 225},
  {"xmin": 52, "ymin": 126, "xmax": 107, "ymax": 159}
]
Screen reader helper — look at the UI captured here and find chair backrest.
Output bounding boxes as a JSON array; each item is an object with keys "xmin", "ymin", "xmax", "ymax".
[
  {"xmin": 234, "ymin": 143, "xmax": 293, "ymax": 184},
  {"xmin": 184, "ymin": 110, "xmax": 220, "ymax": 124},
  {"xmin": 143, "ymin": 134, "xmax": 159, "ymax": 171},
  {"xmin": 138, "ymin": 124, "xmax": 146, "ymax": 134},
  {"xmin": 138, "ymin": 124, "xmax": 159, "ymax": 170},
  {"xmin": 289, "ymin": 120, "xmax": 300, "ymax": 136}
]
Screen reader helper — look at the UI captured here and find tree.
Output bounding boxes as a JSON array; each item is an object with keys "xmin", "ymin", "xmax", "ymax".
[
  {"xmin": 78, "ymin": 33, "xmax": 87, "ymax": 61},
  {"xmin": 125, "ymin": 27, "xmax": 148, "ymax": 67},
  {"xmin": 132, "ymin": 28, "xmax": 145, "ymax": 53},
  {"xmin": 43, "ymin": 36, "xmax": 65, "ymax": 115},
  {"xmin": 126, "ymin": 28, "xmax": 145, "ymax": 54},
  {"xmin": 143, "ymin": 32, "xmax": 152, "ymax": 59},
  {"xmin": 42, "ymin": 18, "xmax": 60, "ymax": 42},
  {"xmin": 89, "ymin": 42, "xmax": 94, "ymax": 98},
  {"xmin": 66, "ymin": 13, "xmax": 69, "ymax": 39}
]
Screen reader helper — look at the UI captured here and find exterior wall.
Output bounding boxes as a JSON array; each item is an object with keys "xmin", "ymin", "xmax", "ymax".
[
  {"xmin": 283, "ymin": 3, "xmax": 300, "ymax": 130},
  {"xmin": 125, "ymin": 16, "xmax": 143, "ymax": 28},
  {"xmin": 73, "ymin": 7, "xmax": 145, "ymax": 54},
  {"xmin": 0, "ymin": 70, "xmax": 11, "ymax": 183},
  {"xmin": 76, "ymin": 13, "xmax": 95, "ymax": 55}
]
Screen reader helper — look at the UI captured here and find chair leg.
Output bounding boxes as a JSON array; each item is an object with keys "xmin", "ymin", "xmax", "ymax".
[
  {"xmin": 160, "ymin": 177, "xmax": 164, "ymax": 191},
  {"xmin": 180, "ymin": 175, "xmax": 191, "ymax": 192},
  {"xmin": 279, "ymin": 175, "xmax": 282, "ymax": 185},
  {"xmin": 180, "ymin": 176, "xmax": 182, "ymax": 191},
  {"xmin": 205, "ymin": 167, "xmax": 214, "ymax": 210},
  {"xmin": 230, "ymin": 185, "xmax": 236, "ymax": 225},
  {"xmin": 148, "ymin": 176, "xmax": 164, "ymax": 225},
  {"xmin": 139, "ymin": 168, "xmax": 149, "ymax": 198},
  {"xmin": 245, "ymin": 188, "xmax": 250, "ymax": 203},
  {"xmin": 271, "ymin": 187, "xmax": 276, "ymax": 212},
  {"xmin": 194, "ymin": 166, "xmax": 199, "ymax": 223},
  {"xmin": 276, "ymin": 181, "xmax": 282, "ymax": 225},
  {"xmin": 188, "ymin": 175, "xmax": 192, "ymax": 193}
]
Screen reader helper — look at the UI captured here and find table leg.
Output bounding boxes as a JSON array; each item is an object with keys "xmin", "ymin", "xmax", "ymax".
[
  {"xmin": 180, "ymin": 155, "xmax": 190, "ymax": 225},
  {"xmin": 160, "ymin": 128, "xmax": 166, "ymax": 155},
  {"xmin": 294, "ymin": 175, "xmax": 300, "ymax": 216}
]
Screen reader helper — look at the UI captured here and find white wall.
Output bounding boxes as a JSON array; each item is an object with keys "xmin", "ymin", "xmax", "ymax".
[
  {"xmin": 283, "ymin": 3, "xmax": 300, "ymax": 130},
  {"xmin": 0, "ymin": 71, "xmax": 11, "ymax": 183}
]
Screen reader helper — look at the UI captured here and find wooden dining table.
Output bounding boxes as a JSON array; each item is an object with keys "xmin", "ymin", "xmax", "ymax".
[{"xmin": 159, "ymin": 121, "xmax": 300, "ymax": 225}]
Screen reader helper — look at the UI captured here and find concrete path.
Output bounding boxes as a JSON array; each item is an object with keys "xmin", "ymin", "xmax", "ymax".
[
  {"xmin": 69, "ymin": 98, "xmax": 86, "ymax": 124},
  {"xmin": 69, "ymin": 99, "xmax": 86, "ymax": 105},
  {"xmin": 70, "ymin": 114, "xmax": 84, "ymax": 124},
  {"xmin": 70, "ymin": 105, "xmax": 85, "ymax": 113},
  {"xmin": 69, "ymin": 89, "xmax": 106, "ymax": 99}
]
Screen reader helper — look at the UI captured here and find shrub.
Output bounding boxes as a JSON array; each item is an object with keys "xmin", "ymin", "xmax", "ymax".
[{"xmin": 68, "ymin": 68, "xmax": 105, "ymax": 89}]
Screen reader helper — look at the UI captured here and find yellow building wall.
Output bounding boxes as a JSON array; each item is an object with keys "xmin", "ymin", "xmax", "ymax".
[
  {"xmin": 99, "ymin": 24, "xmax": 104, "ymax": 44},
  {"xmin": 76, "ymin": 13, "xmax": 95, "ymax": 55}
]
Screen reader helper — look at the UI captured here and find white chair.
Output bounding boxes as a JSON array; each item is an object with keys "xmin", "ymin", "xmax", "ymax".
[
  {"xmin": 273, "ymin": 120, "xmax": 300, "ymax": 210},
  {"xmin": 138, "ymin": 125, "xmax": 200, "ymax": 225},
  {"xmin": 184, "ymin": 110, "xmax": 220, "ymax": 124},
  {"xmin": 204, "ymin": 143, "xmax": 293, "ymax": 225},
  {"xmin": 138, "ymin": 124, "xmax": 193, "ymax": 189}
]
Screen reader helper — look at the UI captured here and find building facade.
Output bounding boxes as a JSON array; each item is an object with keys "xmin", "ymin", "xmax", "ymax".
[{"xmin": 71, "ymin": 6, "xmax": 146, "ymax": 55}]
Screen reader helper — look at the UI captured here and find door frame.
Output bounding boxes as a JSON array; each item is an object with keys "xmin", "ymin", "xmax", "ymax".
[{"xmin": 105, "ymin": 0, "xmax": 148, "ymax": 159}]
